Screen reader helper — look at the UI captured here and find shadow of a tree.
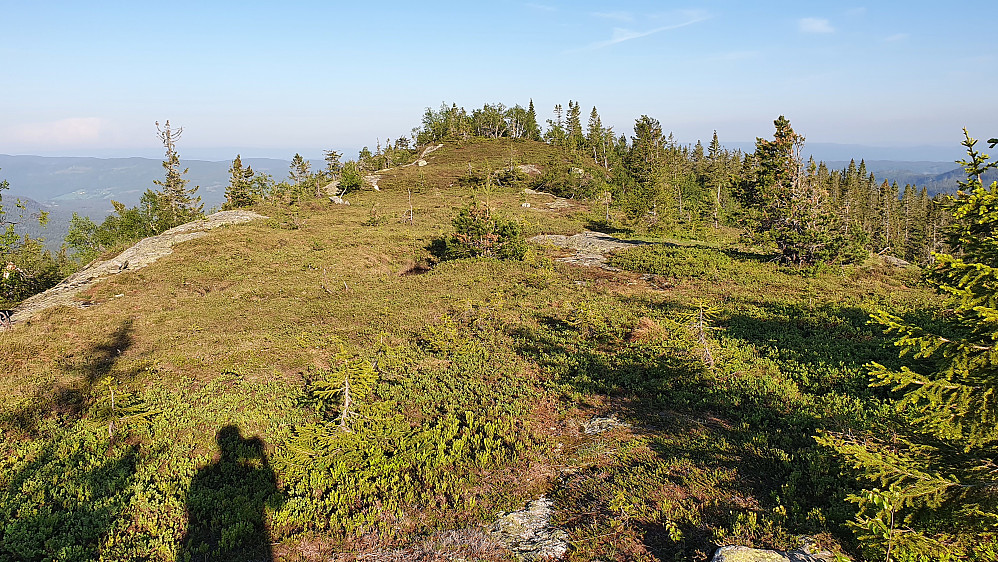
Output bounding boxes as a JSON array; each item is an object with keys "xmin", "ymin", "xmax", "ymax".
[
  {"xmin": 0, "ymin": 433, "xmax": 140, "ymax": 560},
  {"xmin": 515, "ymin": 297, "xmax": 891, "ymax": 560},
  {"xmin": 0, "ymin": 318, "xmax": 144, "ymax": 559},
  {"xmin": 2, "ymin": 319, "xmax": 138, "ymax": 437}
]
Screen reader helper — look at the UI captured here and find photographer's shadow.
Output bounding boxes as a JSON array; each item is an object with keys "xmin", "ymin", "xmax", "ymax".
[{"xmin": 178, "ymin": 425, "xmax": 282, "ymax": 562}]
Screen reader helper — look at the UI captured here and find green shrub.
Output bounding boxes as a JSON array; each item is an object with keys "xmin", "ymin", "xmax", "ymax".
[
  {"xmin": 607, "ymin": 244, "xmax": 732, "ymax": 279},
  {"xmin": 437, "ymin": 201, "xmax": 527, "ymax": 261}
]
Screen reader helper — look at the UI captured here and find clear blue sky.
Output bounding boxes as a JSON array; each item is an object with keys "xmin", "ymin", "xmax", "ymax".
[{"xmin": 1, "ymin": 1, "xmax": 994, "ymax": 160}]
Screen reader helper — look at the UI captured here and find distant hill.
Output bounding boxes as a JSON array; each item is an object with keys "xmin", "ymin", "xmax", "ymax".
[
  {"xmin": 0, "ymin": 154, "xmax": 292, "ymax": 213},
  {"xmin": 723, "ymin": 141, "xmax": 962, "ymax": 163},
  {"xmin": 823, "ymin": 160, "xmax": 998, "ymax": 196},
  {"xmin": 0, "ymin": 154, "xmax": 291, "ymax": 251},
  {"xmin": 1, "ymin": 196, "xmax": 77, "ymax": 250}
]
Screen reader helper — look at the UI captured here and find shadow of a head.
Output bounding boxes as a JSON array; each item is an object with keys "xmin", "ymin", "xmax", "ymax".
[{"xmin": 215, "ymin": 424, "xmax": 266, "ymax": 461}]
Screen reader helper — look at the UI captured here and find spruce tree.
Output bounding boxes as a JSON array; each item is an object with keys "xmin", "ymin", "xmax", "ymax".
[
  {"xmin": 152, "ymin": 120, "xmax": 202, "ymax": 230},
  {"xmin": 818, "ymin": 130, "xmax": 998, "ymax": 559},
  {"xmin": 289, "ymin": 153, "xmax": 311, "ymax": 187},
  {"xmin": 524, "ymin": 99, "xmax": 541, "ymax": 141},
  {"xmin": 224, "ymin": 155, "xmax": 254, "ymax": 209},
  {"xmin": 545, "ymin": 104, "xmax": 565, "ymax": 146},
  {"xmin": 586, "ymin": 106, "xmax": 604, "ymax": 165},
  {"xmin": 706, "ymin": 131, "xmax": 727, "ymax": 228},
  {"xmin": 566, "ymin": 100, "xmax": 584, "ymax": 152},
  {"xmin": 738, "ymin": 116, "xmax": 861, "ymax": 265}
]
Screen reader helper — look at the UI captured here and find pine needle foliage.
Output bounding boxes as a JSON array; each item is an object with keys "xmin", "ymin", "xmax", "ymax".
[
  {"xmin": 438, "ymin": 200, "xmax": 527, "ymax": 261},
  {"xmin": 818, "ymin": 130, "xmax": 998, "ymax": 560}
]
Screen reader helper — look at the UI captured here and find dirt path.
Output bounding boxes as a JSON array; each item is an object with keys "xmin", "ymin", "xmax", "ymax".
[{"xmin": 6, "ymin": 210, "xmax": 267, "ymax": 327}]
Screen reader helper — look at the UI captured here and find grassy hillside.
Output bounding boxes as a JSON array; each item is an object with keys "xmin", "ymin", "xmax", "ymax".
[{"xmin": 0, "ymin": 139, "xmax": 942, "ymax": 561}]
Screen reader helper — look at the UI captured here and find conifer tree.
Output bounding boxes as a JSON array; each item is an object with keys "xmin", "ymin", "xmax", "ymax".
[
  {"xmin": 818, "ymin": 130, "xmax": 998, "ymax": 559},
  {"xmin": 738, "ymin": 116, "xmax": 862, "ymax": 265},
  {"xmin": 224, "ymin": 155, "xmax": 254, "ymax": 209},
  {"xmin": 545, "ymin": 104, "xmax": 566, "ymax": 146},
  {"xmin": 323, "ymin": 150, "xmax": 343, "ymax": 177},
  {"xmin": 628, "ymin": 115, "xmax": 665, "ymax": 185},
  {"xmin": 566, "ymin": 100, "xmax": 584, "ymax": 152},
  {"xmin": 706, "ymin": 131, "xmax": 728, "ymax": 228},
  {"xmin": 152, "ymin": 120, "xmax": 202, "ymax": 229},
  {"xmin": 586, "ymin": 106, "xmax": 605, "ymax": 167},
  {"xmin": 524, "ymin": 99, "xmax": 541, "ymax": 141},
  {"xmin": 289, "ymin": 153, "xmax": 311, "ymax": 186}
]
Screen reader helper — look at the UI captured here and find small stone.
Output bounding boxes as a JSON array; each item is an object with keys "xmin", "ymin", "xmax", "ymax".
[{"xmin": 582, "ymin": 415, "xmax": 630, "ymax": 435}]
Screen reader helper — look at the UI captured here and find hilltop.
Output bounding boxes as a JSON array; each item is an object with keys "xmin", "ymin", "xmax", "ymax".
[{"xmin": 0, "ymin": 136, "xmax": 974, "ymax": 560}]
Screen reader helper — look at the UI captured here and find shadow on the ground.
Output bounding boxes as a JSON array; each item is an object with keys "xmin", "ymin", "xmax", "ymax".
[
  {"xmin": 2, "ymin": 319, "xmax": 139, "ymax": 437},
  {"xmin": 177, "ymin": 425, "xmax": 283, "ymax": 562},
  {"xmin": 515, "ymin": 296, "xmax": 892, "ymax": 559}
]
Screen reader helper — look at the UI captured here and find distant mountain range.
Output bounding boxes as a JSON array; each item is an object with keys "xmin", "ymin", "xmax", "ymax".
[
  {"xmin": 1, "ymin": 154, "xmax": 292, "ymax": 250},
  {"xmin": 823, "ymin": 160, "xmax": 997, "ymax": 197},
  {"xmin": 0, "ymin": 154, "xmax": 291, "ymax": 210}
]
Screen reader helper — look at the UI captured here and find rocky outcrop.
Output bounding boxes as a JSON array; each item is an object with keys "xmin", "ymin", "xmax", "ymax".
[
  {"xmin": 529, "ymin": 230, "xmax": 648, "ymax": 268},
  {"xmin": 490, "ymin": 496, "xmax": 568, "ymax": 561},
  {"xmin": 6, "ymin": 210, "xmax": 266, "ymax": 326},
  {"xmin": 582, "ymin": 415, "xmax": 630, "ymax": 435}
]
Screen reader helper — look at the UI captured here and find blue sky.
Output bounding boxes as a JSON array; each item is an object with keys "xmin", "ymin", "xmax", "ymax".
[{"xmin": 1, "ymin": 1, "xmax": 994, "ymax": 160}]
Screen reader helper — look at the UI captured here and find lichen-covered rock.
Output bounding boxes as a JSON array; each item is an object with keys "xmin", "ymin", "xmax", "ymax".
[
  {"xmin": 582, "ymin": 415, "xmax": 630, "ymax": 435},
  {"xmin": 711, "ymin": 544, "xmax": 837, "ymax": 562},
  {"xmin": 528, "ymin": 230, "xmax": 648, "ymax": 270},
  {"xmin": 490, "ymin": 496, "xmax": 568, "ymax": 561}
]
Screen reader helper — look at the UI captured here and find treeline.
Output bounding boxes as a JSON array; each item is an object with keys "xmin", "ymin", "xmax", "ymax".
[{"xmin": 414, "ymin": 100, "xmax": 951, "ymax": 265}]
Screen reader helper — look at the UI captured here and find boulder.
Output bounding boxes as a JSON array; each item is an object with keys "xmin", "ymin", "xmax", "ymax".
[{"xmin": 882, "ymin": 255, "xmax": 910, "ymax": 267}]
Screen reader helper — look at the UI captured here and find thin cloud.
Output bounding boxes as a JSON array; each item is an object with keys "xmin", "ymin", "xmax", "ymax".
[
  {"xmin": 884, "ymin": 33, "xmax": 908, "ymax": 42},
  {"xmin": 576, "ymin": 12, "xmax": 710, "ymax": 52},
  {"xmin": 845, "ymin": 7, "xmax": 866, "ymax": 16},
  {"xmin": 10, "ymin": 117, "xmax": 105, "ymax": 145},
  {"xmin": 799, "ymin": 17, "xmax": 835, "ymax": 34},
  {"xmin": 592, "ymin": 11, "xmax": 634, "ymax": 23}
]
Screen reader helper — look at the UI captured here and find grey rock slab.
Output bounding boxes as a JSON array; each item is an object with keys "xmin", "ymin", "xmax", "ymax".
[
  {"xmin": 529, "ymin": 231, "xmax": 648, "ymax": 269},
  {"xmin": 6, "ymin": 210, "xmax": 266, "ymax": 326},
  {"xmin": 582, "ymin": 415, "xmax": 631, "ymax": 435}
]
